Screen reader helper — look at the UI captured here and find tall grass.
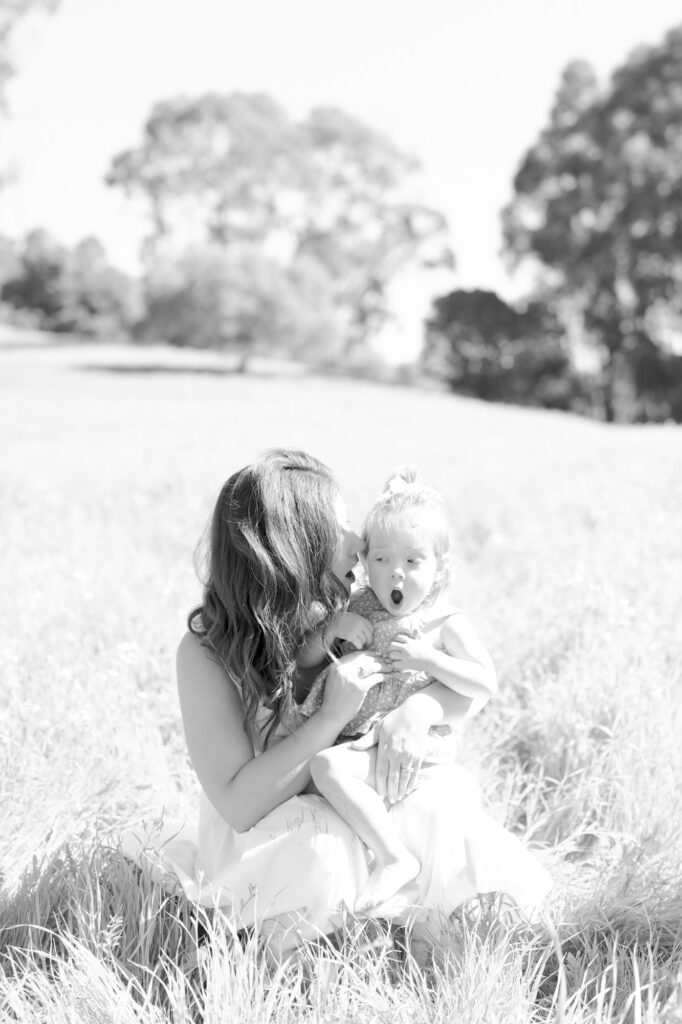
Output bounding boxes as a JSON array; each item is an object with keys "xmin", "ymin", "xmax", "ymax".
[{"xmin": 2, "ymin": 338, "xmax": 681, "ymax": 1021}]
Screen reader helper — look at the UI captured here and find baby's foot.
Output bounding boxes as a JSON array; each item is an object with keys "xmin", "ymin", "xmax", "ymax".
[{"xmin": 355, "ymin": 852, "xmax": 420, "ymax": 915}]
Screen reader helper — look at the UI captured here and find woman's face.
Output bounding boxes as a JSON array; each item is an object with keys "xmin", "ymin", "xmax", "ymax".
[{"xmin": 331, "ymin": 496, "xmax": 362, "ymax": 592}]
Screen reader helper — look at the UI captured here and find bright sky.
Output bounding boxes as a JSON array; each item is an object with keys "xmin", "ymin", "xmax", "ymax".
[{"xmin": 1, "ymin": 0, "xmax": 681, "ymax": 304}]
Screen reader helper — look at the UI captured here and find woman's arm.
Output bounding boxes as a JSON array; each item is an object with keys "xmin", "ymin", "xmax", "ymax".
[
  {"xmin": 369, "ymin": 683, "xmax": 469, "ymax": 803},
  {"xmin": 177, "ymin": 632, "xmax": 386, "ymax": 832}
]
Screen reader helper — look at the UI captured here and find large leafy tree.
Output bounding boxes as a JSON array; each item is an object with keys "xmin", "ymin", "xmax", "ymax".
[
  {"xmin": 107, "ymin": 94, "xmax": 307, "ymax": 246},
  {"xmin": 424, "ymin": 288, "xmax": 580, "ymax": 411},
  {"xmin": 107, "ymin": 93, "xmax": 452, "ymax": 356},
  {"xmin": 296, "ymin": 106, "xmax": 453, "ymax": 351},
  {"xmin": 503, "ymin": 27, "xmax": 682, "ymax": 421}
]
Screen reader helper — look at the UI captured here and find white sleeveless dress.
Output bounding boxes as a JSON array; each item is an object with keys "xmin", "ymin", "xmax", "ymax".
[{"xmin": 121, "ymin": 688, "xmax": 551, "ymax": 938}]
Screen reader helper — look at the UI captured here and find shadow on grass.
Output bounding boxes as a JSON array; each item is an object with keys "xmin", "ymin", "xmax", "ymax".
[
  {"xmin": 0, "ymin": 336, "xmax": 88, "ymax": 350},
  {"xmin": 74, "ymin": 363, "xmax": 248, "ymax": 377}
]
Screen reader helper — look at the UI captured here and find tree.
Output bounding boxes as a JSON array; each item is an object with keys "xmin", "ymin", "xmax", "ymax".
[
  {"xmin": 107, "ymin": 93, "xmax": 307, "ymax": 248},
  {"xmin": 424, "ymin": 288, "xmax": 583, "ymax": 411},
  {"xmin": 502, "ymin": 27, "xmax": 682, "ymax": 422},
  {"xmin": 138, "ymin": 243, "xmax": 342, "ymax": 369},
  {"xmin": 1, "ymin": 1, "xmax": 57, "ymax": 99},
  {"xmin": 106, "ymin": 93, "xmax": 453, "ymax": 358},
  {"xmin": 1, "ymin": 227, "xmax": 64, "ymax": 320},
  {"xmin": 0, "ymin": 231, "xmax": 17, "ymax": 283},
  {"xmin": 1, "ymin": 229, "xmax": 137, "ymax": 335},
  {"xmin": 296, "ymin": 106, "xmax": 453, "ymax": 353},
  {"xmin": 1, "ymin": 0, "xmax": 60, "ymax": 187}
]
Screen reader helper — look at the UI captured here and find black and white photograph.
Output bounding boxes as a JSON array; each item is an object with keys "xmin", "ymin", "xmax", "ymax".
[{"xmin": 2, "ymin": 1, "xmax": 681, "ymax": 1020}]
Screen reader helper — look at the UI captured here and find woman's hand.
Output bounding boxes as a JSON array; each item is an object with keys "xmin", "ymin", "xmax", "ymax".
[
  {"xmin": 372, "ymin": 698, "xmax": 434, "ymax": 804},
  {"xmin": 320, "ymin": 650, "xmax": 388, "ymax": 729}
]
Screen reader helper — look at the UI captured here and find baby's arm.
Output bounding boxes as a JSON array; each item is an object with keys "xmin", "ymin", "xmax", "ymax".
[
  {"xmin": 333, "ymin": 612, "xmax": 373, "ymax": 651},
  {"xmin": 389, "ymin": 613, "xmax": 497, "ymax": 705},
  {"xmin": 298, "ymin": 610, "xmax": 373, "ymax": 670}
]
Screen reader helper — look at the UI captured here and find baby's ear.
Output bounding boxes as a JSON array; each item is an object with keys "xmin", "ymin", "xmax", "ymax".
[{"xmin": 384, "ymin": 463, "xmax": 419, "ymax": 493}]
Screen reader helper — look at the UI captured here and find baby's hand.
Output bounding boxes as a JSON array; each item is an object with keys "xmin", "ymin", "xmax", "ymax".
[
  {"xmin": 334, "ymin": 612, "xmax": 373, "ymax": 650},
  {"xmin": 389, "ymin": 633, "xmax": 435, "ymax": 672}
]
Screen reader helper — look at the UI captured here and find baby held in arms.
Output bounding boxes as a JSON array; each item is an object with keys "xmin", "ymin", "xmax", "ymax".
[{"xmin": 298, "ymin": 467, "xmax": 497, "ymax": 914}]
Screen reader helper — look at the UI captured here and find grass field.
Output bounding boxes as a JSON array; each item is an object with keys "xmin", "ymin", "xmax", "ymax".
[{"xmin": 2, "ymin": 333, "xmax": 681, "ymax": 1022}]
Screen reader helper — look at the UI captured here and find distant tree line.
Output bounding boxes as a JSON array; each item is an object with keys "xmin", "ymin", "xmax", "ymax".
[
  {"xmin": 0, "ymin": 230, "xmax": 138, "ymax": 335},
  {"xmin": 1, "ymin": 20, "xmax": 681, "ymax": 420}
]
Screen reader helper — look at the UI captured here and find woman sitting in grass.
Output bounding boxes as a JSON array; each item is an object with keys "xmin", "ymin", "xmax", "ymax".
[{"xmin": 124, "ymin": 448, "xmax": 550, "ymax": 958}]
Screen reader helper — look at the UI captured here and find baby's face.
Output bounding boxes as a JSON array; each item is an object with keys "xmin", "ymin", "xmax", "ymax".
[{"xmin": 365, "ymin": 514, "xmax": 439, "ymax": 617}]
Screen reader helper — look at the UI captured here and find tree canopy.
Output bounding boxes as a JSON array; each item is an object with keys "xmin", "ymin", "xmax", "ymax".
[
  {"xmin": 1, "ymin": 229, "xmax": 137, "ymax": 334},
  {"xmin": 139, "ymin": 243, "xmax": 341, "ymax": 369},
  {"xmin": 424, "ymin": 288, "xmax": 581, "ymax": 411},
  {"xmin": 0, "ymin": 0, "xmax": 59, "ymax": 107},
  {"xmin": 502, "ymin": 26, "xmax": 682, "ymax": 421},
  {"xmin": 107, "ymin": 93, "xmax": 453, "ymax": 356}
]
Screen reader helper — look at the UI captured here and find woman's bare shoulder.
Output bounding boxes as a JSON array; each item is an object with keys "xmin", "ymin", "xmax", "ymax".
[
  {"xmin": 176, "ymin": 630, "xmax": 247, "ymax": 734},
  {"xmin": 177, "ymin": 631, "xmax": 231, "ymax": 694},
  {"xmin": 177, "ymin": 629, "xmax": 206, "ymax": 661}
]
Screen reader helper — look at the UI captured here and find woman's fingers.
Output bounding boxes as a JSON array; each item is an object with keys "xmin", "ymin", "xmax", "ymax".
[
  {"xmin": 345, "ymin": 651, "xmax": 389, "ymax": 672},
  {"xmin": 400, "ymin": 763, "xmax": 420, "ymax": 800},
  {"xmin": 386, "ymin": 760, "xmax": 420, "ymax": 803},
  {"xmin": 375, "ymin": 738, "xmax": 389, "ymax": 799},
  {"xmin": 373, "ymin": 702, "xmax": 430, "ymax": 801},
  {"xmin": 376, "ymin": 750, "xmax": 414, "ymax": 803},
  {"xmin": 323, "ymin": 653, "xmax": 389, "ymax": 723},
  {"xmin": 375, "ymin": 740, "xmax": 422, "ymax": 803},
  {"xmin": 386, "ymin": 763, "xmax": 402, "ymax": 805},
  {"xmin": 357, "ymin": 670, "xmax": 385, "ymax": 696}
]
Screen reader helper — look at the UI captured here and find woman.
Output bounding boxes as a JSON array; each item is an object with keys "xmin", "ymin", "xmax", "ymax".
[{"xmin": 125, "ymin": 449, "xmax": 549, "ymax": 952}]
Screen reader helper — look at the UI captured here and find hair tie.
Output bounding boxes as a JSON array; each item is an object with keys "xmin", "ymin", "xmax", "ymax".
[
  {"xmin": 384, "ymin": 464, "xmax": 420, "ymax": 495},
  {"xmin": 385, "ymin": 475, "xmax": 416, "ymax": 494}
]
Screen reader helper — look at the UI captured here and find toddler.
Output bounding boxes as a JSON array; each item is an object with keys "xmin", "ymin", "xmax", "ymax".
[{"xmin": 299, "ymin": 467, "xmax": 497, "ymax": 913}]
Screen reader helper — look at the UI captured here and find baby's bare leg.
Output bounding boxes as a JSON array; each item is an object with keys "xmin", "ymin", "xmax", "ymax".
[{"xmin": 309, "ymin": 743, "xmax": 419, "ymax": 914}]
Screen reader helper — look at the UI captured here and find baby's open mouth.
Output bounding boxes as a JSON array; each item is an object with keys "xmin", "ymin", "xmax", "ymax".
[{"xmin": 390, "ymin": 589, "xmax": 403, "ymax": 607}]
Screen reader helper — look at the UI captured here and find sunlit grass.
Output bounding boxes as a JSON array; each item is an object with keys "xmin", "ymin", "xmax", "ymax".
[{"xmin": 2, "ymin": 336, "xmax": 681, "ymax": 1021}]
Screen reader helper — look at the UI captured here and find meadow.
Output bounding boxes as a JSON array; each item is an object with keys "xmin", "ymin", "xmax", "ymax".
[{"xmin": 1, "ymin": 333, "xmax": 681, "ymax": 1022}]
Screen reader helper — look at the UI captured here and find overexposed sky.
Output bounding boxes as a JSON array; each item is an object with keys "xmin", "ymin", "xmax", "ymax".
[{"xmin": 1, "ymin": 0, "xmax": 681, "ymax": 300}]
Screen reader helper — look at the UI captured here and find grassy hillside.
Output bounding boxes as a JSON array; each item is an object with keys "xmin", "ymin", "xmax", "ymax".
[{"xmin": 2, "ymin": 337, "xmax": 681, "ymax": 1021}]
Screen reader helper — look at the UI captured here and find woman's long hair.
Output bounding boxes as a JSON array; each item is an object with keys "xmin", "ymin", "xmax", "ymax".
[{"xmin": 188, "ymin": 449, "xmax": 346, "ymax": 744}]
